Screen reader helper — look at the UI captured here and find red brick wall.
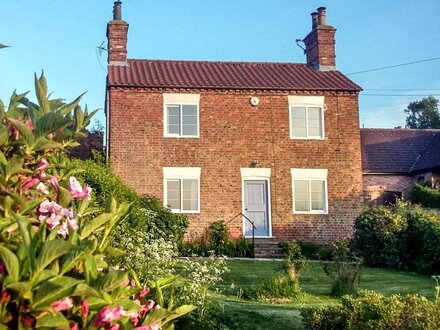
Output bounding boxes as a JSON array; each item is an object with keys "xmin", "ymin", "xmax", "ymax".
[
  {"xmin": 107, "ymin": 21, "xmax": 128, "ymax": 63},
  {"xmin": 108, "ymin": 88, "xmax": 362, "ymax": 244},
  {"xmin": 303, "ymin": 26, "xmax": 336, "ymax": 68},
  {"xmin": 363, "ymin": 174, "xmax": 417, "ymax": 202}
]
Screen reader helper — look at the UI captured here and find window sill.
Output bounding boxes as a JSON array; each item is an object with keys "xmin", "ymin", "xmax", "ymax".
[
  {"xmin": 164, "ymin": 135, "xmax": 200, "ymax": 139},
  {"xmin": 293, "ymin": 211, "xmax": 328, "ymax": 215},
  {"xmin": 170, "ymin": 210, "xmax": 200, "ymax": 214},
  {"xmin": 290, "ymin": 137, "xmax": 325, "ymax": 140}
]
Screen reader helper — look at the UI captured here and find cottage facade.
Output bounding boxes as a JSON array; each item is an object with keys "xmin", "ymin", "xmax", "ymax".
[{"xmin": 105, "ymin": 3, "xmax": 363, "ymax": 243}]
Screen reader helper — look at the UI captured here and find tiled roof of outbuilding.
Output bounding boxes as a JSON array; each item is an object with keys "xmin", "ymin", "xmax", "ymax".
[
  {"xmin": 107, "ymin": 59, "xmax": 362, "ymax": 91},
  {"xmin": 361, "ymin": 128, "xmax": 440, "ymax": 174}
]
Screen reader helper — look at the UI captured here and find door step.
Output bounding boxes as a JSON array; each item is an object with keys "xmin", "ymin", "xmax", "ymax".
[{"xmin": 248, "ymin": 238, "xmax": 284, "ymax": 259}]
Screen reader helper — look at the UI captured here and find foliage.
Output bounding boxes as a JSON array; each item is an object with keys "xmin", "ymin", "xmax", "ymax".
[
  {"xmin": 282, "ymin": 242, "xmax": 308, "ymax": 293},
  {"xmin": 280, "ymin": 241, "xmax": 333, "ymax": 261},
  {"xmin": 351, "ymin": 202, "xmax": 409, "ymax": 269},
  {"xmin": 207, "ymin": 220, "xmax": 230, "ymax": 253},
  {"xmin": 301, "ymin": 290, "xmax": 440, "ymax": 330},
  {"xmin": 66, "ymin": 158, "xmax": 189, "ymax": 243},
  {"xmin": 323, "ymin": 240, "xmax": 363, "ymax": 297},
  {"xmin": 411, "ymin": 183, "xmax": 440, "ymax": 208},
  {"xmin": 406, "ymin": 209, "xmax": 440, "ymax": 273},
  {"xmin": 0, "ymin": 74, "xmax": 195, "ymax": 328},
  {"xmin": 405, "ymin": 96, "xmax": 440, "ymax": 129},
  {"xmin": 179, "ymin": 236, "xmax": 254, "ymax": 258}
]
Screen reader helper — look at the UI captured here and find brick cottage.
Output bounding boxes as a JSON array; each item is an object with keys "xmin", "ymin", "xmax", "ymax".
[{"xmin": 105, "ymin": 2, "xmax": 363, "ymax": 243}]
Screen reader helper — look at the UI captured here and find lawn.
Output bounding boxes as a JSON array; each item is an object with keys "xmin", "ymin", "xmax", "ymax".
[{"xmin": 211, "ymin": 259, "xmax": 436, "ymax": 330}]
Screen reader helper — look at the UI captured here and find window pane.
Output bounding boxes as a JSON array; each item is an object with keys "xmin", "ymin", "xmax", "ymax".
[
  {"xmin": 294, "ymin": 180, "xmax": 310, "ymax": 211},
  {"xmin": 166, "ymin": 180, "xmax": 181, "ymax": 210},
  {"xmin": 308, "ymin": 107, "xmax": 322, "ymax": 137},
  {"xmin": 182, "ymin": 124, "xmax": 198, "ymax": 136},
  {"xmin": 167, "ymin": 106, "xmax": 181, "ymax": 135},
  {"xmin": 182, "ymin": 105, "xmax": 197, "ymax": 116},
  {"xmin": 291, "ymin": 107, "xmax": 307, "ymax": 138},
  {"xmin": 182, "ymin": 115, "xmax": 197, "ymax": 125},
  {"xmin": 182, "ymin": 179, "xmax": 198, "ymax": 211},
  {"xmin": 311, "ymin": 180, "xmax": 325, "ymax": 211}
]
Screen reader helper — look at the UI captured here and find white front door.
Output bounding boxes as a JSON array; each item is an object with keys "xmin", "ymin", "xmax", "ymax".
[{"xmin": 243, "ymin": 180, "xmax": 270, "ymax": 237}]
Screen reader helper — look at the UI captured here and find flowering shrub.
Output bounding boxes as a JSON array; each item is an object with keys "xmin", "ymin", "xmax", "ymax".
[{"xmin": 0, "ymin": 74, "xmax": 194, "ymax": 329}]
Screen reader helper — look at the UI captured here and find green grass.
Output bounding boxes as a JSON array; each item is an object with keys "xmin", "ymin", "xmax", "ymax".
[{"xmin": 211, "ymin": 259, "xmax": 436, "ymax": 329}]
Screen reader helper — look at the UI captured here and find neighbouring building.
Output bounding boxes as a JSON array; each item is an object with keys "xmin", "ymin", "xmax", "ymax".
[
  {"xmin": 362, "ymin": 128, "xmax": 440, "ymax": 205},
  {"xmin": 105, "ymin": 2, "xmax": 363, "ymax": 243}
]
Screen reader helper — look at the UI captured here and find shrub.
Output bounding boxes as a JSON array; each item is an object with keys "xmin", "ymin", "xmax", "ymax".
[
  {"xmin": 280, "ymin": 241, "xmax": 333, "ymax": 261},
  {"xmin": 301, "ymin": 290, "xmax": 440, "ymax": 330},
  {"xmin": 323, "ymin": 240, "xmax": 363, "ymax": 297},
  {"xmin": 0, "ymin": 74, "xmax": 194, "ymax": 328},
  {"xmin": 351, "ymin": 203, "xmax": 409, "ymax": 268},
  {"xmin": 411, "ymin": 183, "xmax": 440, "ymax": 208},
  {"xmin": 406, "ymin": 209, "xmax": 440, "ymax": 273},
  {"xmin": 282, "ymin": 242, "xmax": 308, "ymax": 293},
  {"xmin": 207, "ymin": 220, "xmax": 230, "ymax": 255}
]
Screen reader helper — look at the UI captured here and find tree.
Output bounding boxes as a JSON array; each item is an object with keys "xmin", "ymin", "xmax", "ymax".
[{"xmin": 404, "ymin": 96, "xmax": 440, "ymax": 129}]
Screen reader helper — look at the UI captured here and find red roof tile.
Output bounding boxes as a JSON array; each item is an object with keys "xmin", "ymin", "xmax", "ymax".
[
  {"xmin": 108, "ymin": 59, "xmax": 361, "ymax": 91},
  {"xmin": 361, "ymin": 128, "xmax": 440, "ymax": 174}
]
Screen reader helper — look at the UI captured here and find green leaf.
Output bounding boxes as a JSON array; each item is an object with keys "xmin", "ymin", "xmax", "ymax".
[
  {"xmin": 13, "ymin": 213, "xmax": 34, "ymax": 268},
  {"xmin": 142, "ymin": 309, "xmax": 172, "ymax": 327},
  {"xmin": 84, "ymin": 255, "xmax": 98, "ymax": 285},
  {"xmin": 0, "ymin": 127, "xmax": 9, "ymax": 146},
  {"xmin": 74, "ymin": 106, "xmax": 85, "ymax": 132},
  {"xmin": 79, "ymin": 213, "xmax": 113, "ymax": 240},
  {"xmin": 60, "ymin": 240, "xmax": 95, "ymax": 275},
  {"xmin": 34, "ymin": 72, "xmax": 50, "ymax": 113},
  {"xmin": 33, "ymin": 138, "xmax": 64, "ymax": 152},
  {"xmin": 0, "ymin": 245, "xmax": 19, "ymax": 281},
  {"xmin": 20, "ymin": 198, "xmax": 43, "ymax": 216},
  {"xmin": 36, "ymin": 311, "xmax": 70, "ymax": 329},
  {"xmin": 97, "ymin": 270, "xmax": 128, "ymax": 292},
  {"xmin": 72, "ymin": 283, "xmax": 102, "ymax": 298},
  {"xmin": 34, "ymin": 112, "xmax": 70, "ymax": 138},
  {"xmin": 105, "ymin": 247, "xmax": 125, "ymax": 257},
  {"xmin": 163, "ymin": 305, "xmax": 197, "ymax": 326},
  {"xmin": 5, "ymin": 155, "xmax": 23, "ymax": 180},
  {"xmin": 57, "ymin": 186, "xmax": 71, "ymax": 208},
  {"xmin": 30, "ymin": 269, "xmax": 57, "ymax": 287},
  {"xmin": 8, "ymin": 118, "xmax": 34, "ymax": 145},
  {"xmin": 35, "ymin": 240, "xmax": 74, "ymax": 274},
  {"xmin": 57, "ymin": 93, "xmax": 85, "ymax": 116},
  {"xmin": 33, "ymin": 276, "xmax": 82, "ymax": 308}
]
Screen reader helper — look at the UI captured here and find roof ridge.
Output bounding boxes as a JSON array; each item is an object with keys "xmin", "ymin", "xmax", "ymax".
[{"xmin": 128, "ymin": 58, "xmax": 308, "ymax": 66}]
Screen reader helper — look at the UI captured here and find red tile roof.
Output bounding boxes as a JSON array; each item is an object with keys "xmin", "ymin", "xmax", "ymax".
[
  {"xmin": 107, "ymin": 59, "xmax": 361, "ymax": 91},
  {"xmin": 361, "ymin": 128, "xmax": 440, "ymax": 174}
]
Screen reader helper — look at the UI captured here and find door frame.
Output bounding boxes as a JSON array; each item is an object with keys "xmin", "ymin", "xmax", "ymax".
[{"xmin": 240, "ymin": 168, "xmax": 272, "ymax": 238}]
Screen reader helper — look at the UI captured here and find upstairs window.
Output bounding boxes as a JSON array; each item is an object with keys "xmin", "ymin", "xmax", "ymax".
[
  {"xmin": 291, "ymin": 169, "xmax": 328, "ymax": 214},
  {"xmin": 163, "ymin": 93, "xmax": 200, "ymax": 138},
  {"xmin": 288, "ymin": 96, "xmax": 325, "ymax": 139},
  {"xmin": 163, "ymin": 167, "xmax": 200, "ymax": 213}
]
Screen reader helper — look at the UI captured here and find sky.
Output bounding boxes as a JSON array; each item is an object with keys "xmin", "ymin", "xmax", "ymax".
[{"xmin": 1, "ymin": 1, "xmax": 440, "ymax": 131}]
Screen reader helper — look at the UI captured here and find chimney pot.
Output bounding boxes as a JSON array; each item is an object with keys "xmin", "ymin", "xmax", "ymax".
[
  {"xmin": 311, "ymin": 12, "xmax": 318, "ymax": 29},
  {"xmin": 113, "ymin": 1, "xmax": 122, "ymax": 20},
  {"xmin": 317, "ymin": 6, "xmax": 327, "ymax": 25}
]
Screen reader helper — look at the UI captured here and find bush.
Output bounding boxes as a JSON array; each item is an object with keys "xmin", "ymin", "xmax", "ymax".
[
  {"xmin": 411, "ymin": 183, "xmax": 440, "ymax": 208},
  {"xmin": 280, "ymin": 241, "xmax": 333, "ymax": 261},
  {"xmin": 301, "ymin": 290, "xmax": 440, "ymax": 330},
  {"xmin": 407, "ymin": 209, "xmax": 440, "ymax": 273},
  {"xmin": 351, "ymin": 203, "xmax": 409, "ymax": 268},
  {"xmin": 323, "ymin": 240, "xmax": 363, "ymax": 297},
  {"xmin": 66, "ymin": 158, "xmax": 189, "ymax": 243}
]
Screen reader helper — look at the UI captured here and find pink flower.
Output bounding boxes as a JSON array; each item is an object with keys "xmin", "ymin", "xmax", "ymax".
[
  {"xmin": 36, "ymin": 182, "xmax": 49, "ymax": 194},
  {"xmin": 70, "ymin": 323, "xmax": 78, "ymax": 330},
  {"xmin": 51, "ymin": 297, "xmax": 73, "ymax": 311},
  {"xmin": 134, "ymin": 327, "xmax": 150, "ymax": 330},
  {"xmin": 131, "ymin": 317, "xmax": 139, "ymax": 326},
  {"xmin": 145, "ymin": 300, "xmax": 155, "ymax": 312},
  {"xmin": 153, "ymin": 304, "xmax": 161, "ymax": 311},
  {"xmin": 57, "ymin": 221, "xmax": 70, "ymax": 239},
  {"xmin": 81, "ymin": 300, "xmax": 89, "ymax": 317},
  {"xmin": 94, "ymin": 306, "xmax": 125, "ymax": 327},
  {"xmin": 39, "ymin": 199, "xmax": 62, "ymax": 215},
  {"xmin": 68, "ymin": 218, "xmax": 78, "ymax": 231},
  {"xmin": 139, "ymin": 287, "xmax": 150, "ymax": 297},
  {"xmin": 69, "ymin": 177, "xmax": 92, "ymax": 200},
  {"xmin": 46, "ymin": 213, "xmax": 62, "ymax": 229},
  {"xmin": 49, "ymin": 176, "xmax": 60, "ymax": 191},
  {"xmin": 35, "ymin": 158, "xmax": 49, "ymax": 172},
  {"xmin": 108, "ymin": 324, "xmax": 120, "ymax": 330},
  {"xmin": 62, "ymin": 208, "xmax": 74, "ymax": 219},
  {"xmin": 22, "ymin": 177, "xmax": 40, "ymax": 191},
  {"xmin": 26, "ymin": 118, "xmax": 34, "ymax": 131},
  {"xmin": 0, "ymin": 262, "xmax": 6, "ymax": 275}
]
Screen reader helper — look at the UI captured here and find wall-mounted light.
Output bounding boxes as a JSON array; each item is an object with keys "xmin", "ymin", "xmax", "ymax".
[
  {"xmin": 249, "ymin": 96, "xmax": 259, "ymax": 106},
  {"xmin": 250, "ymin": 160, "xmax": 259, "ymax": 167}
]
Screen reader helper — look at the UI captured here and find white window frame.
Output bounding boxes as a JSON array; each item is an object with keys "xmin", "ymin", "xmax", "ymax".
[
  {"xmin": 288, "ymin": 96, "xmax": 325, "ymax": 140},
  {"xmin": 291, "ymin": 168, "xmax": 328, "ymax": 214},
  {"xmin": 163, "ymin": 93, "xmax": 200, "ymax": 138},
  {"xmin": 163, "ymin": 167, "xmax": 201, "ymax": 213}
]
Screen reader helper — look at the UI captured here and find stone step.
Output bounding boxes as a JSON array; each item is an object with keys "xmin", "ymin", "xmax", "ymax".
[{"xmin": 250, "ymin": 237, "xmax": 285, "ymax": 259}]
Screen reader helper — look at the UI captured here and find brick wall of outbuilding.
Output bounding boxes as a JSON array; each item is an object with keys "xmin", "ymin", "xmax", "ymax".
[{"xmin": 108, "ymin": 88, "xmax": 362, "ymax": 244}]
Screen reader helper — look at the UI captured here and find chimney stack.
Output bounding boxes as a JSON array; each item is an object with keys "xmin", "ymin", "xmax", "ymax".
[
  {"xmin": 303, "ymin": 6, "xmax": 336, "ymax": 71},
  {"xmin": 107, "ymin": 1, "xmax": 129, "ymax": 66}
]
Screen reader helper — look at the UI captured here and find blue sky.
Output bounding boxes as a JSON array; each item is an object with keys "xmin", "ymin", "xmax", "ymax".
[{"xmin": 1, "ymin": 1, "xmax": 439, "ymax": 130}]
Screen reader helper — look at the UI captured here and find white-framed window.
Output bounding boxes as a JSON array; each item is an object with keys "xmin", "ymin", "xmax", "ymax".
[
  {"xmin": 288, "ymin": 96, "xmax": 325, "ymax": 139},
  {"xmin": 163, "ymin": 93, "xmax": 200, "ymax": 138},
  {"xmin": 291, "ymin": 168, "xmax": 328, "ymax": 214},
  {"xmin": 163, "ymin": 167, "xmax": 200, "ymax": 213}
]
